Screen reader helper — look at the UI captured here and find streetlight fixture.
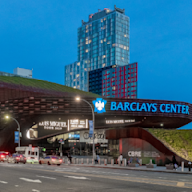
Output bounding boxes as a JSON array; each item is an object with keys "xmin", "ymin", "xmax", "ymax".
[
  {"xmin": 5, "ymin": 115, "xmax": 21, "ymax": 147},
  {"xmin": 75, "ymin": 97, "xmax": 95, "ymax": 162}
]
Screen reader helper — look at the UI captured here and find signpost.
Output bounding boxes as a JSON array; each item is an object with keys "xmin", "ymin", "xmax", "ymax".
[{"xmin": 59, "ymin": 139, "xmax": 64, "ymax": 157}]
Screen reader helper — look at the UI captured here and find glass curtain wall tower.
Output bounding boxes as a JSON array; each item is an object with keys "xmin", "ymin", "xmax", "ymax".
[{"xmin": 65, "ymin": 6, "xmax": 130, "ymax": 92}]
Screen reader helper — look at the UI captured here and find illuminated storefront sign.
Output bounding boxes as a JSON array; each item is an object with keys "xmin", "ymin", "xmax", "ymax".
[
  {"xmin": 39, "ymin": 121, "xmax": 67, "ymax": 130},
  {"xmin": 80, "ymin": 129, "xmax": 108, "ymax": 144},
  {"xmin": 128, "ymin": 151, "xmax": 141, "ymax": 157},
  {"xmin": 92, "ymin": 98, "xmax": 189, "ymax": 115},
  {"xmin": 69, "ymin": 134, "xmax": 80, "ymax": 139},
  {"xmin": 68, "ymin": 119, "xmax": 88, "ymax": 131},
  {"xmin": 128, "ymin": 151, "xmax": 160, "ymax": 158},
  {"xmin": 110, "ymin": 102, "xmax": 189, "ymax": 114},
  {"xmin": 106, "ymin": 119, "xmax": 135, "ymax": 124},
  {"xmin": 92, "ymin": 98, "xmax": 107, "ymax": 114}
]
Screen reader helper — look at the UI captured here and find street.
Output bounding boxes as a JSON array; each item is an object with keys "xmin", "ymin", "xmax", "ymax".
[{"xmin": 0, "ymin": 162, "xmax": 192, "ymax": 192}]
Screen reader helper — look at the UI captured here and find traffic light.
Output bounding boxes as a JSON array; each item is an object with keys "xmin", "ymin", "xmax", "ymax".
[{"xmin": 42, "ymin": 148, "xmax": 46, "ymax": 152}]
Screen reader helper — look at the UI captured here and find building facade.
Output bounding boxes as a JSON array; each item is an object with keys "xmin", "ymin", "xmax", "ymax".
[
  {"xmin": 0, "ymin": 76, "xmax": 192, "ymax": 165},
  {"xmin": 0, "ymin": 67, "xmax": 33, "ymax": 79},
  {"xmin": 65, "ymin": 5, "xmax": 132, "ymax": 96},
  {"xmin": 89, "ymin": 62, "xmax": 137, "ymax": 98},
  {"xmin": 102, "ymin": 62, "xmax": 137, "ymax": 98},
  {"xmin": 13, "ymin": 67, "xmax": 33, "ymax": 78}
]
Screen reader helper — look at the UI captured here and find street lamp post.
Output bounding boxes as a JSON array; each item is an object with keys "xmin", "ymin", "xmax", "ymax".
[
  {"xmin": 76, "ymin": 97, "xmax": 95, "ymax": 163},
  {"xmin": 5, "ymin": 116, "xmax": 21, "ymax": 147}
]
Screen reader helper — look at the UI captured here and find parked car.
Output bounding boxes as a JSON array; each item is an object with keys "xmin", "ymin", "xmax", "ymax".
[
  {"xmin": 27, "ymin": 157, "xmax": 39, "ymax": 164},
  {"xmin": 7, "ymin": 154, "xmax": 26, "ymax": 164},
  {"xmin": 0, "ymin": 152, "xmax": 10, "ymax": 162},
  {"xmin": 39, "ymin": 156, "xmax": 62, "ymax": 166}
]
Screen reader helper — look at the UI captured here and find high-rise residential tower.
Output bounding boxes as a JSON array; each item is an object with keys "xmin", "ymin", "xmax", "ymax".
[{"xmin": 65, "ymin": 5, "xmax": 137, "ymax": 98}]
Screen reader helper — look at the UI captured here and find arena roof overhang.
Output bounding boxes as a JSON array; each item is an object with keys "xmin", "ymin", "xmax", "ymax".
[{"xmin": 0, "ymin": 96, "xmax": 191, "ymax": 131}]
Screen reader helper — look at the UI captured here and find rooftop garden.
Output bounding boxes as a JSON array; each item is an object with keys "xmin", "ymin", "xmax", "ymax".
[{"xmin": 0, "ymin": 76, "xmax": 99, "ymax": 97}]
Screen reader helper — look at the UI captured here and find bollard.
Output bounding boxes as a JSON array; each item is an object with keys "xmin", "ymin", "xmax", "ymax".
[
  {"xmin": 81, "ymin": 158, "xmax": 84, "ymax": 164},
  {"xmin": 111, "ymin": 159, "xmax": 114, "ymax": 166},
  {"xmin": 104, "ymin": 159, "xmax": 107, "ymax": 166},
  {"xmin": 140, "ymin": 159, "xmax": 142, "ymax": 166},
  {"xmin": 87, "ymin": 158, "xmax": 89, "ymax": 164},
  {"xmin": 123, "ymin": 159, "xmax": 127, "ymax": 166},
  {"xmin": 92, "ymin": 159, "xmax": 94, "ymax": 165},
  {"xmin": 181, "ymin": 161, "xmax": 184, "ymax": 172},
  {"xmin": 98, "ymin": 159, "xmax": 101, "ymax": 165},
  {"xmin": 150, "ymin": 159, "xmax": 152, "ymax": 165},
  {"xmin": 188, "ymin": 161, "xmax": 191, "ymax": 172},
  {"xmin": 76, "ymin": 158, "xmax": 79, "ymax": 164}
]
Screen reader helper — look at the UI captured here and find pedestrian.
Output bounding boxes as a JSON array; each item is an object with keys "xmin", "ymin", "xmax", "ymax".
[
  {"xmin": 96, "ymin": 154, "xmax": 100, "ymax": 164},
  {"xmin": 172, "ymin": 155, "xmax": 178, "ymax": 170},
  {"xmin": 128, "ymin": 157, "xmax": 132, "ymax": 165},
  {"xmin": 93, "ymin": 152, "xmax": 97, "ymax": 163},
  {"xmin": 68, "ymin": 152, "xmax": 72, "ymax": 164},
  {"xmin": 118, "ymin": 154, "xmax": 123, "ymax": 165}
]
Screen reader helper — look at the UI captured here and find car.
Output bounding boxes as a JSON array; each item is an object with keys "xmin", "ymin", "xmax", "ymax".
[
  {"xmin": 39, "ymin": 156, "xmax": 62, "ymax": 166},
  {"xmin": 27, "ymin": 157, "xmax": 39, "ymax": 164},
  {"xmin": 0, "ymin": 152, "xmax": 10, "ymax": 162},
  {"xmin": 7, "ymin": 154, "xmax": 26, "ymax": 164}
]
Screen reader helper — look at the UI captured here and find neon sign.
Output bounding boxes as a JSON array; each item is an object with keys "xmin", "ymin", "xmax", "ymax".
[
  {"xmin": 110, "ymin": 102, "xmax": 189, "ymax": 114},
  {"xmin": 92, "ymin": 98, "xmax": 107, "ymax": 114}
]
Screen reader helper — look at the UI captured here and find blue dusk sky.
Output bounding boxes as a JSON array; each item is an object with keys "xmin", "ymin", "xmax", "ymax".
[{"xmin": 0, "ymin": 0, "xmax": 192, "ymax": 128}]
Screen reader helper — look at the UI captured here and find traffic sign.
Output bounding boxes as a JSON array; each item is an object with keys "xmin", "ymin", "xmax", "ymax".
[
  {"xmin": 59, "ymin": 138, "xmax": 64, "ymax": 144},
  {"xmin": 14, "ymin": 131, "xmax": 19, "ymax": 143},
  {"xmin": 89, "ymin": 120, "xmax": 93, "ymax": 136}
]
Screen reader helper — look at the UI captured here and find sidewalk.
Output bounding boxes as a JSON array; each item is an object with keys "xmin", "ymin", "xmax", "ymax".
[{"xmin": 64, "ymin": 163, "xmax": 192, "ymax": 174}]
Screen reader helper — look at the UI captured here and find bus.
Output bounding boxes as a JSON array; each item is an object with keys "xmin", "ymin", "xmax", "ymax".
[{"xmin": 15, "ymin": 145, "xmax": 39, "ymax": 160}]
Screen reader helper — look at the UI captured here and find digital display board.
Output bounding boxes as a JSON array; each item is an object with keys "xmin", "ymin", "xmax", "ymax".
[{"xmin": 68, "ymin": 119, "xmax": 88, "ymax": 131}]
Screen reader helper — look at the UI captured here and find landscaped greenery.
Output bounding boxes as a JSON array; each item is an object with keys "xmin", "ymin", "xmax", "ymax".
[
  {"xmin": 148, "ymin": 129, "xmax": 192, "ymax": 161},
  {"xmin": 0, "ymin": 76, "xmax": 99, "ymax": 97}
]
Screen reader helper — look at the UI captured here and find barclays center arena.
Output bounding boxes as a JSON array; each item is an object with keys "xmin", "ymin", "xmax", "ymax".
[{"xmin": 0, "ymin": 76, "xmax": 192, "ymax": 165}]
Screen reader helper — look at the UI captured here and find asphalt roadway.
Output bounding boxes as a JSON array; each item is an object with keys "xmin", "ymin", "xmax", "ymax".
[{"xmin": 1, "ymin": 162, "xmax": 192, "ymax": 192}]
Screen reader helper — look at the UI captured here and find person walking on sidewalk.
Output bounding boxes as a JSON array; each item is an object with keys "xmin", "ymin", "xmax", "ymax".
[
  {"xmin": 118, "ymin": 154, "xmax": 123, "ymax": 166},
  {"xmin": 172, "ymin": 155, "xmax": 178, "ymax": 170}
]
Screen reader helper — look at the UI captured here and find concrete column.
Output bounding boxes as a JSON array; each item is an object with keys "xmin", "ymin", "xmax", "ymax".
[
  {"xmin": 111, "ymin": 159, "xmax": 114, "ymax": 166},
  {"xmin": 182, "ymin": 161, "xmax": 184, "ymax": 172}
]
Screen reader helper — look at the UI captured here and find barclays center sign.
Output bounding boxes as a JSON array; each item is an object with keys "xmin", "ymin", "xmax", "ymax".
[{"xmin": 93, "ymin": 98, "xmax": 189, "ymax": 115}]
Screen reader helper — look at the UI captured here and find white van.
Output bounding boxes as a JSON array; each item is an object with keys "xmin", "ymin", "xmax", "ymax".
[{"xmin": 15, "ymin": 145, "xmax": 39, "ymax": 160}]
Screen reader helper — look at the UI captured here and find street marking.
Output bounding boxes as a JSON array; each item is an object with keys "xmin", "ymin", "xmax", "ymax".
[
  {"xmin": 32, "ymin": 189, "xmax": 40, "ymax": 192},
  {"xmin": 177, "ymin": 182, "xmax": 185, "ymax": 187},
  {"xmin": 179, "ymin": 179, "xmax": 188, "ymax": 182},
  {"xmin": 15, "ymin": 185, "xmax": 19, "ymax": 187},
  {"xmin": 13, "ymin": 167, "xmax": 192, "ymax": 189},
  {"xmin": 0, "ymin": 181, "xmax": 8, "ymax": 184},
  {"xmin": 20, "ymin": 178, "xmax": 42, "ymax": 183},
  {"xmin": 64, "ymin": 176, "xmax": 90, "ymax": 180},
  {"xmin": 36, "ymin": 175, "xmax": 56, "ymax": 180}
]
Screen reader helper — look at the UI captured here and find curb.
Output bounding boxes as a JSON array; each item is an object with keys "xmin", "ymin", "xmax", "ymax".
[{"xmin": 66, "ymin": 164, "xmax": 192, "ymax": 175}]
